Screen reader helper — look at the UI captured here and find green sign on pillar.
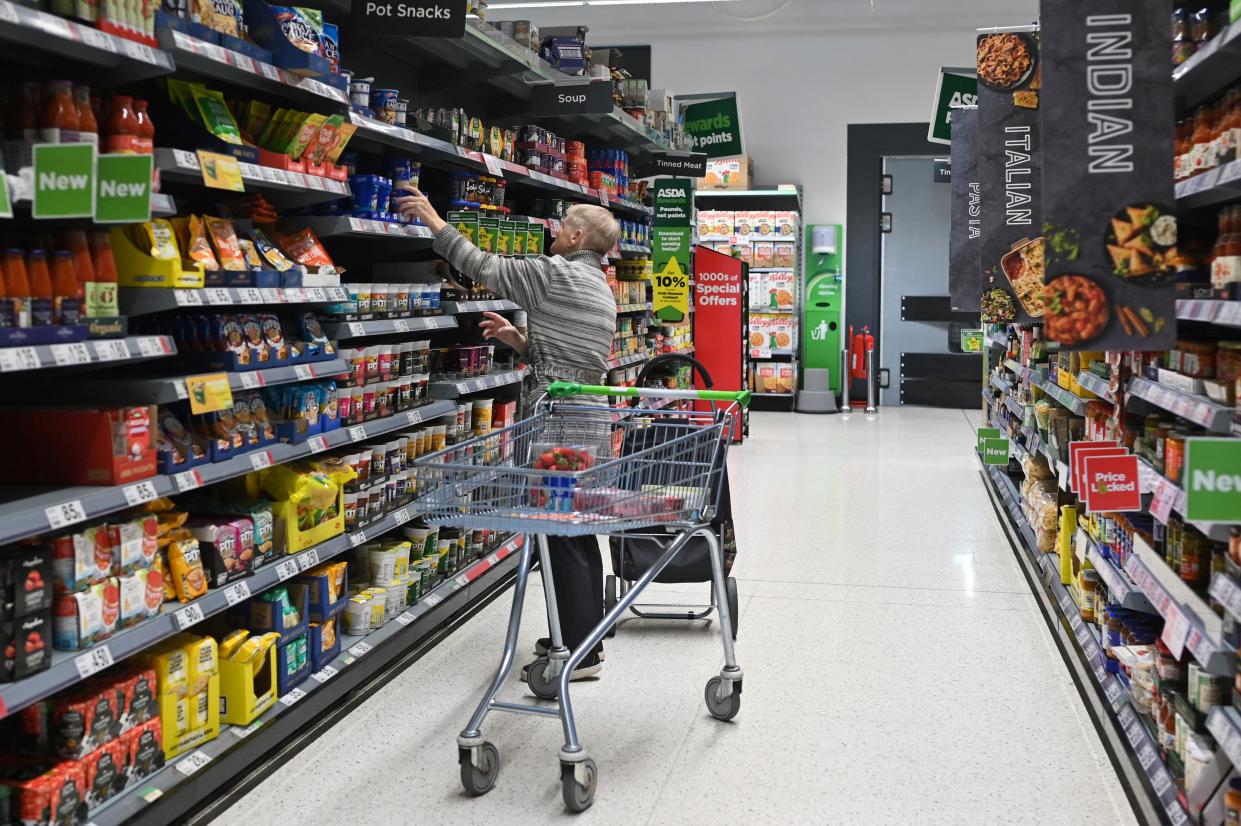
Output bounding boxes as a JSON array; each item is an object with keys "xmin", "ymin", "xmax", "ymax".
[
  {"xmin": 651, "ymin": 178, "xmax": 692, "ymax": 322},
  {"xmin": 1183, "ymin": 438, "xmax": 1241, "ymax": 522},
  {"xmin": 982, "ymin": 437, "xmax": 1010, "ymax": 465},
  {"xmin": 94, "ymin": 154, "xmax": 154, "ymax": 223},
  {"xmin": 927, "ymin": 69, "xmax": 977, "ymax": 145},
  {"xmin": 682, "ymin": 95, "xmax": 743, "ymax": 159},
  {"xmin": 33, "ymin": 143, "xmax": 95, "ymax": 219}
]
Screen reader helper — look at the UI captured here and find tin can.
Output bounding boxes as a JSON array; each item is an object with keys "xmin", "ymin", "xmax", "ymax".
[
  {"xmin": 350, "ymin": 76, "xmax": 374, "ymax": 109},
  {"xmin": 395, "ymin": 99, "xmax": 409, "ymax": 126},
  {"xmin": 1165, "ymin": 430, "xmax": 1188, "ymax": 483},
  {"xmin": 344, "ymin": 595, "xmax": 371, "ymax": 635},
  {"xmin": 371, "ymin": 89, "xmax": 400, "ymax": 123}
]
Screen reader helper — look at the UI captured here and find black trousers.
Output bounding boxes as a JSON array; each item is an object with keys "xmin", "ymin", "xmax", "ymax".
[{"xmin": 545, "ymin": 535, "xmax": 604, "ymax": 656}]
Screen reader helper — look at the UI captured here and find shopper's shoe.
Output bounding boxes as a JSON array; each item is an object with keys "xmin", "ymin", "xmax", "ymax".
[
  {"xmin": 534, "ymin": 637, "xmax": 605, "ymax": 661},
  {"xmin": 521, "ymin": 653, "xmax": 603, "ymax": 683}
]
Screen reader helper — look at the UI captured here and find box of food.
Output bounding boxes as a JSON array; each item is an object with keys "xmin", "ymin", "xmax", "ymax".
[
  {"xmin": 0, "ymin": 610, "xmax": 52, "ymax": 682},
  {"xmin": 748, "ymin": 273, "xmax": 768, "ymax": 310},
  {"xmin": 751, "ymin": 242, "xmax": 775, "ymax": 269},
  {"xmin": 754, "ymin": 364, "xmax": 795, "ymax": 394},
  {"xmin": 0, "ymin": 406, "xmax": 157, "ymax": 487},
  {"xmin": 53, "ymin": 580, "xmax": 120, "ymax": 650},
  {"xmin": 219, "ymin": 637, "xmax": 278, "ymax": 726},
  {"xmin": 748, "ymin": 315, "xmax": 797, "ymax": 353},
  {"xmin": 0, "ymin": 546, "xmax": 54, "ymax": 620},
  {"xmin": 761, "ymin": 272, "xmax": 797, "ymax": 311},
  {"xmin": 734, "ymin": 211, "xmax": 757, "ymax": 238},
  {"xmin": 773, "ymin": 243, "xmax": 797, "ymax": 268},
  {"xmin": 699, "ymin": 156, "xmax": 753, "ymax": 191},
  {"xmin": 773, "ymin": 211, "xmax": 799, "ymax": 239}
]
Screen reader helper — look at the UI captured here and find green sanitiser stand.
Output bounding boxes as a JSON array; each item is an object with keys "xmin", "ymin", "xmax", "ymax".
[{"xmin": 798, "ymin": 223, "xmax": 844, "ymax": 413}]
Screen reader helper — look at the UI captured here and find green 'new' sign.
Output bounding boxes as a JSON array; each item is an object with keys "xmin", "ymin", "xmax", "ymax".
[
  {"xmin": 95, "ymin": 154, "xmax": 153, "ymax": 223},
  {"xmin": 682, "ymin": 95, "xmax": 743, "ymax": 160},
  {"xmin": 982, "ymin": 437, "xmax": 1010, "ymax": 465},
  {"xmin": 33, "ymin": 143, "xmax": 95, "ymax": 219},
  {"xmin": 1183, "ymin": 438, "xmax": 1241, "ymax": 523},
  {"xmin": 976, "ymin": 427, "xmax": 1000, "ymax": 452}
]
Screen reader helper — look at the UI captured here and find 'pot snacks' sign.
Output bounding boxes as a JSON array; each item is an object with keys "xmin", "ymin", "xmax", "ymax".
[
  {"xmin": 352, "ymin": 0, "xmax": 466, "ymax": 37},
  {"xmin": 681, "ymin": 95, "xmax": 743, "ymax": 159},
  {"xmin": 1039, "ymin": 1, "xmax": 1176, "ymax": 350}
]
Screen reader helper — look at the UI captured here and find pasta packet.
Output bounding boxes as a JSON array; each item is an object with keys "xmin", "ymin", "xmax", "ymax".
[{"xmin": 273, "ymin": 6, "xmax": 323, "ymax": 53}]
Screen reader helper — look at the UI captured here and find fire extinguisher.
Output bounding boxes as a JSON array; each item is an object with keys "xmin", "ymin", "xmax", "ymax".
[{"xmin": 850, "ymin": 326, "xmax": 873, "ymax": 379}]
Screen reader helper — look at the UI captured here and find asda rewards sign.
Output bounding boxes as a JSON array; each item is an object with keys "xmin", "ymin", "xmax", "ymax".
[
  {"xmin": 682, "ymin": 95, "xmax": 743, "ymax": 159},
  {"xmin": 353, "ymin": 0, "xmax": 465, "ymax": 36}
]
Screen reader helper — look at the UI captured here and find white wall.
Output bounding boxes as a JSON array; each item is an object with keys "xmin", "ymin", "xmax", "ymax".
[{"xmin": 505, "ymin": 0, "xmax": 1037, "ymax": 227}]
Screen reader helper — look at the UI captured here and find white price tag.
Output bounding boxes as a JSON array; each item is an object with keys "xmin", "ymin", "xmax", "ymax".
[
  {"xmin": 51, "ymin": 342, "xmax": 91, "ymax": 366},
  {"xmin": 258, "ymin": 61, "xmax": 282, "ymax": 81},
  {"xmin": 259, "ymin": 288, "xmax": 281, "ymax": 303},
  {"xmin": 205, "ymin": 288, "xmax": 232, "ymax": 305},
  {"xmin": 482, "ymin": 153, "xmax": 504, "ymax": 176},
  {"xmin": 348, "ymin": 426, "xmax": 367, "ymax": 442},
  {"xmin": 233, "ymin": 54, "xmax": 256, "ymax": 73},
  {"xmin": 74, "ymin": 644, "xmax": 115, "ymax": 679},
  {"xmin": 286, "ymin": 172, "xmax": 307, "ymax": 189},
  {"xmin": 249, "ymin": 451, "xmax": 273, "ymax": 471},
  {"xmin": 122, "ymin": 480, "xmax": 160, "ymax": 507},
  {"xmin": 172, "ymin": 380, "xmax": 189, "ymax": 400},
  {"xmin": 348, "ymin": 642, "xmax": 372, "ymax": 658},
  {"xmin": 46, "ymin": 499, "xmax": 87, "ymax": 531},
  {"xmin": 202, "ymin": 42, "xmax": 226, "ymax": 62},
  {"xmin": 293, "ymin": 364, "xmax": 314, "ymax": 381},
  {"xmin": 137, "ymin": 336, "xmax": 168, "ymax": 357},
  {"xmin": 1138, "ymin": 742, "xmax": 1157, "ymax": 769},
  {"xmin": 405, "ymin": 411, "xmax": 422, "ymax": 426},
  {"xmin": 234, "ymin": 720, "xmax": 263, "ymax": 738},
  {"xmin": 455, "ymin": 574, "xmax": 469, "ymax": 588},
  {"xmin": 174, "ymin": 469, "xmax": 203, "ymax": 492},
  {"xmin": 1160, "ymin": 604, "xmax": 1191, "ymax": 660},
  {"xmin": 223, "ymin": 581, "xmax": 251, "ymax": 606},
  {"xmin": 393, "ymin": 508, "xmax": 411, "ymax": 524},
  {"xmin": 174, "ymin": 602, "xmax": 206, "ymax": 630},
  {"xmin": 174, "ymin": 289, "xmax": 203, "ymax": 306},
  {"xmin": 1151, "ymin": 480, "xmax": 1178, "ymax": 524},
  {"xmin": 487, "ymin": 553, "xmax": 500, "ymax": 566},
  {"xmin": 395, "ymin": 611, "xmax": 415, "ymax": 626},
  {"xmin": 122, "ymin": 39, "xmax": 157, "ymax": 64},
  {"xmin": 424, "ymin": 317, "xmax": 439, "ymax": 329},
  {"xmin": 393, "ymin": 319, "xmax": 409, "ymax": 334},
  {"xmin": 599, "ymin": 189, "xmax": 610, "ymax": 208},
  {"xmin": 260, "ymin": 166, "xmax": 287, "ymax": 185},
  {"xmin": 0, "ymin": 0, "xmax": 19, "ymax": 23},
  {"xmin": 0, "ymin": 347, "xmax": 38, "ymax": 372},
  {"xmin": 299, "ymin": 549, "xmax": 320, "ymax": 570},
  {"xmin": 306, "ymin": 175, "xmax": 327, "ymax": 191},
  {"xmin": 1126, "ymin": 720, "xmax": 1143, "ymax": 747},
  {"xmin": 93, "ymin": 340, "xmax": 130, "ymax": 362},
  {"xmin": 307, "ymin": 288, "xmax": 327, "ymax": 302},
  {"xmin": 32, "ymin": 12, "xmax": 72, "ymax": 37},
  {"xmin": 307, "ymin": 436, "xmax": 328, "ymax": 453},
  {"xmin": 238, "ymin": 290, "xmax": 263, "ymax": 309},
  {"xmin": 329, "ymin": 288, "xmax": 348, "ymax": 301},
  {"xmin": 275, "ymin": 559, "xmax": 299, "ymax": 581},
  {"xmin": 237, "ymin": 162, "xmax": 261, "ymax": 181},
  {"xmin": 175, "ymin": 750, "xmax": 212, "ymax": 777},
  {"xmin": 239, "ymin": 371, "xmax": 263, "ymax": 390},
  {"xmin": 278, "ymin": 687, "xmax": 307, "ymax": 707},
  {"xmin": 347, "ymin": 322, "xmax": 366, "ymax": 338},
  {"xmin": 310, "ymin": 665, "xmax": 338, "ymax": 683},
  {"xmin": 423, "ymin": 593, "xmax": 443, "ymax": 607},
  {"xmin": 349, "ymin": 531, "xmax": 367, "ymax": 547},
  {"xmin": 1153, "ymin": 770, "xmax": 1171, "ymax": 796}
]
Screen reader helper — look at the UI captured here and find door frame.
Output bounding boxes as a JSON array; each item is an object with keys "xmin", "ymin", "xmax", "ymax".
[{"xmin": 844, "ymin": 123, "xmax": 942, "ymax": 399}]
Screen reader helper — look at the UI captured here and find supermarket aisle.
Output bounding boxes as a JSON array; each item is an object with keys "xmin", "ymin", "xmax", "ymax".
[{"xmin": 216, "ymin": 409, "xmax": 1135, "ymax": 826}]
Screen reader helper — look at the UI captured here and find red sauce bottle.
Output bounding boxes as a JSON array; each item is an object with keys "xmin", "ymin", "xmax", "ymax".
[
  {"xmin": 74, "ymin": 85, "xmax": 98, "ymax": 148},
  {"xmin": 40, "ymin": 80, "xmax": 79, "ymax": 144},
  {"xmin": 132, "ymin": 99, "xmax": 154, "ymax": 154},
  {"xmin": 105, "ymin": 95, "xmax": 139, "ymax": 154},
  {"xmin": 27, "ymin": 250, "xmax": 54, "ymax": 326},
  {"xmin": 3, "ymin": 249, "xmax": 31, "ymax": 328},
  {"xmin": 51, "ymin": 250, "xmax": 82, "ymax": 325},
  {"xmin": 88, "ymin": 232, "xmax": 119, "ymax": 317}
]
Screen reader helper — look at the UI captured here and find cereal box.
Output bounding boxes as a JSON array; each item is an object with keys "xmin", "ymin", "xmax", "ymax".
[
  {"xmin": 774, "ymin": 211, "xmax": 798, "ymax": 239},
  {"xmin": 762, "ymin": 271, "xmax": 797, "ymax": 311},
  {"xmin": 753, "ymin": 211, "xmax": 776, "ymax": 238},
  {"xmin": 751, "ymin": 242, "xmax": 775, "ymax": 268},
  {"xmin": 773, "ymin": 243, "xmax": 796, "ymax": 268},
  {"xmin": 748, "ymin": 273, "xmax": 768, "ymax": 310},
  {"xmin": 734, "ymin": 211, "xmax": 756, "ymax": 238}
]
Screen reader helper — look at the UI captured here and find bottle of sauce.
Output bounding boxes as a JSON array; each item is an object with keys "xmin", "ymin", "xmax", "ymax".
[
  {"xmin": 1191, "ymin": 105, "xmax": 1216, "ymax": 176},
  {"xmin": 1214, "ymin": 206, "xmax": 1241, "ymax": 291},
  {"xmin": 0, "ymin": 257, "xmax": 11, "ymax": 328},
  {"xmin": 73, "ymin": 85, "xmax": 97, "ymax": 148},
  {"xmin": 88, "ymin": 231, "xmax": 118, "ymax": 317},
  {"xmin": 1223, "ymin": 89, "xmax": 1241, "ymax": 167},
  {"xmin": 26, "ymin": 250, "xmax": 53, "ymax": 326},
  {"xmin": 3, "ymin": 249, "xmax": 30, "ymax": 328},
  {"xmin": 132, "ymin": 99, "xmax": 154, "ymax": 154},
  {"xmin": 40, "ymin": 81, "xmax": 79, "ymax": 144},
  {"xmin": 61, "ymin": 231, "xmax": 95, "ymax": 291},
  {"xmin": 51, "ymin": 250, "xmax": 81, "ymax": 325},
  {"xmin": 4, "ymin": 82, "xmax": 39, "ymax": 170},
  {"xmin": 105, "ymin": 95, "xmax": 139, "ymax": 154}
]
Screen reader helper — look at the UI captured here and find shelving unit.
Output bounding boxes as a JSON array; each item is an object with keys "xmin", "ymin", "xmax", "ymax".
[{"xmin": 0, "ymin": 335, "xmax": 174, "ymax": 374}]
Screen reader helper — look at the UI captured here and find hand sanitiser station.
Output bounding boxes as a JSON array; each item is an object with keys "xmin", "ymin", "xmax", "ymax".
[{"xmin": 797, "ymin": 224, "xmax": 843, "ymax": 413}]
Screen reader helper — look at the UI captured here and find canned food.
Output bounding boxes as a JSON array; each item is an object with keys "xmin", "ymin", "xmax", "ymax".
[
  {"xmin": 370, "ymin": 89, "xmax": 400, "ymax": 123},
  {"xmin": 344, "ymin": 595, "xmax": 371, "ymax": 635}
]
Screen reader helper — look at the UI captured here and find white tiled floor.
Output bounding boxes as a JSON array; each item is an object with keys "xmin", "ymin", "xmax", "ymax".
[{"xmin": 216, "ymin": 408, "xmax": 1137, "ymax": 825}]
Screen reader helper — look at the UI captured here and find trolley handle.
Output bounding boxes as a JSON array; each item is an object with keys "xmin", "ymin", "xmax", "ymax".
[{"xmin": 546, "ymin": 381, "xmax": 751, "ymax": 407}]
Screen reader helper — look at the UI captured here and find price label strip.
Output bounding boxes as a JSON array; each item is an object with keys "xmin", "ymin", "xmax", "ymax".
[
  {"xmin": 74, "ymin": 645, "xmax": 115, "ymax": 679},
  {"xmin": 310, "ymin": 665, "xmax": 338, "ymax": 683},
  {"xmin": 348, "ymin": 642, "xmax": 372, "ymax": 658},
  {"xmin": 278, "ymin": 687, "xmax": 307, "ymax": 707},
  {"xmin": 223, "ymin": 581, "xmax": 251, "ymax": 606},
  {"xmin": 299, "ymin": 549, "xmax": 320, "ymax": 570},
  {"xmin": 175, "ymin": 751, "xmax": 212, "ymax": 777},
  {"xmin": 275, "ymin": 559, "xmax": 299, "ymax": 581},
  {"xmin": 174, "ymin": 602, "xmax": 206, "ymax": 630},
  {"xmin": 123, "ymin": 480, "xmax": 160, "ymax": 507}
]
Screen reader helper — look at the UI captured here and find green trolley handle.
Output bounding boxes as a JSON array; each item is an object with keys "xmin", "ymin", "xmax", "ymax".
[{"xmin": 546, "ymin": 381, "xmax": 751, "ymax": 407}]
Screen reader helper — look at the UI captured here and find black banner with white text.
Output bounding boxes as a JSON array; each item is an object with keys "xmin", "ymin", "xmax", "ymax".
[{"xmin": 949, "ymin": 107, "xmax": 981, "ymax": 312}]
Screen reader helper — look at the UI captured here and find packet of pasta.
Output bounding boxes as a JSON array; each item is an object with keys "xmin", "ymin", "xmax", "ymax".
[
  {"xmin": 276, "ymin": 227, "xmax": 338, "ymax": 274},
  {"xmin": 190, "ymin": 85, "xmax": 243, "ymax": 145}
]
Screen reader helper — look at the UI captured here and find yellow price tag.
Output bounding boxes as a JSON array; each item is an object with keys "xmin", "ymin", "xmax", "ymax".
[
  {"xmin": 196, "ymin": 150, "xmax": 245, "ymax": 192},
  {"xmin": 185, "ymin": 372, "xmax": 234, "ymax": 414}
]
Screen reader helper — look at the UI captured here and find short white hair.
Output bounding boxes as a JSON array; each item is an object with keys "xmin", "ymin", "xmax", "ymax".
[{"xmin": 562, "ymin": 204, "xmax": 621, "ymax": 254}]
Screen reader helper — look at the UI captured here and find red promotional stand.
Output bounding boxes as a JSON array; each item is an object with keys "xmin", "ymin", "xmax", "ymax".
[{"xmin": 693, "ymin": 245, "xmax": 748, "ymax": 441}]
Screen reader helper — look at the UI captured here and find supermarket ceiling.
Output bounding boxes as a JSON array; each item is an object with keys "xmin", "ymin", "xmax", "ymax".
[{"xmin": 485, "ymin": 0, "xmax": 1039, "ymax": 37}]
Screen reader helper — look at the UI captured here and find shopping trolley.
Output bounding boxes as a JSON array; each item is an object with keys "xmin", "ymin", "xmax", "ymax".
[{"xmin": 411, "ymin": 380, "xmax": 749, "ymax": 813}]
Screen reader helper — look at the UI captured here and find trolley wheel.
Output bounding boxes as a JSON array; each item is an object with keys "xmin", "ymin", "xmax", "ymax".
[
  {"xmin": 458, "ymin": 742, "xmax": 500, "ymax": 797},
  {"xmin": 526, "ymin": 658, "xmax": 560, "ymax": 700},
  {"xmin": 704, "ymin": 677, "xmax": 741, "ymax": 722},
  {"xmin": 726, "ymin": 576, "xmax": 740, "ymax": 640},
  {"xmin": 560, "ymin": 758, "xmax": 597, "ymax": 813},
  {"xmin": 604, "ymin": 576, "xmax": 618, "ymax": 639}
]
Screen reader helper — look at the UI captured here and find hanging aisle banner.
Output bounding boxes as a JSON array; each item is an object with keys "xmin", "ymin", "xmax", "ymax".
[
  {"xmin": 651, "ymin": 178, "xmax": 692, "ymax": 322},
  {"xmin": 681, "ymin": 95, "xmax": 744, "ymax": 159},
  {"xmin": 977, "ymin": 29, "xmax": 1042, "ymax": 324},
  {"xmin": 1040, "ymin": 2, "xmax": 1176, "ymax": 350},
  {"xmin": 949, "ymin": 107, "xmax": 982, "ymax": 312}
]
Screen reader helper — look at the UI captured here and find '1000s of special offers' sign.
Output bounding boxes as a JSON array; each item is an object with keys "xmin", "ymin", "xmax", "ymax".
[{"xmin": 352, "ymin": 0, "xmax": 465, "ymax": 36}]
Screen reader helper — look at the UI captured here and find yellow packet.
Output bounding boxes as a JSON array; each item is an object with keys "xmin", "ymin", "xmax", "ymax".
[
  {"xmin": 322, "ymin": 122, "xmax": 358, "ymax": 165},
  {"xmin": 167, "ymin": 536, "xmax": 208, "ymax": 602},
  {"xmin": 172, "ymin": 215, "xmax": 220, "ymax": 271},
  {"xmin": 285, "ymin": 113, "xmax": 326, "ymax": 161},
  {"xmin": 219, "ymin": 629, "xmax": 250, "ymax": 659}
]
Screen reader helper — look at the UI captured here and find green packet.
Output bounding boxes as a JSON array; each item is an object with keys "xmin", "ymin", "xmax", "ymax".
[{"xmin": 190, "ymin": 84, "xmax": 243, "ymax": 145}]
